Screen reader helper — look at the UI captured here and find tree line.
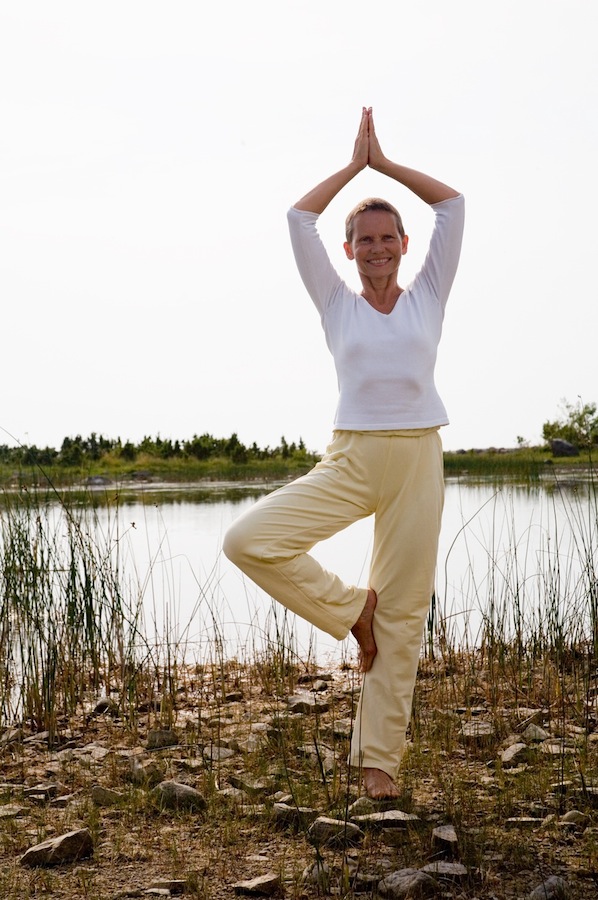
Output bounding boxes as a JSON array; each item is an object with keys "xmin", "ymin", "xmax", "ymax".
[
  {"xmin": 0, "ymin": 433, "xmax": 318, "ymax": 468},
  {"xmin": 1, "ymin": 399, "xmax": 596, "ymax": 470}
]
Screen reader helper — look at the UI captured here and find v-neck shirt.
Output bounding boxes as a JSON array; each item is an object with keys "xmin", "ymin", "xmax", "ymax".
[{"xmin": 287, "ymin": 194, "xmax": 465, "ymax": 431}]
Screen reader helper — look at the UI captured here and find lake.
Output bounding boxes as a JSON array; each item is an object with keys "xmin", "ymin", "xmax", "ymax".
[{"xmin": 81, "ymin": 475, "xmax": 598, "ymax": 665}]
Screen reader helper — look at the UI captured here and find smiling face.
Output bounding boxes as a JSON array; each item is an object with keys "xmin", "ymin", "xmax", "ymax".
[{"xmin": 343, "ymin": 209, "xmax": 409, "ymax": 282}]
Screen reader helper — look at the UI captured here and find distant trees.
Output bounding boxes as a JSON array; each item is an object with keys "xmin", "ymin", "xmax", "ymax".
[
  {"xmin": 542, "ymin": 399, "xmax": 598, "ymax": 449},
  {"xmin": 1, "ymin": 432, "xmax": 317, "ymax": 468}
]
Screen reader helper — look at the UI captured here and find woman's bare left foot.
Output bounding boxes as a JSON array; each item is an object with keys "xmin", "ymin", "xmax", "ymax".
[
  {"xmin": 363, "ymin": 767, "xmax": 400, "ymax": 800},
  {"xmin": 350, "ymin": 588, "xmax": 377, "ymax": 672}
]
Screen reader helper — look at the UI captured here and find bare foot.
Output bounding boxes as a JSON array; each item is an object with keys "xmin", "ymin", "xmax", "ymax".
[
  {"xmin": 350, "ymin": 588, "xmax": 377, "ymax": 673},
  {"xmin": 363, "ymin": 767, "xmax": 400, "ymax": 800}
]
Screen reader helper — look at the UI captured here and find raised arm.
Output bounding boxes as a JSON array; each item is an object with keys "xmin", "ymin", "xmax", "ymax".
[
  {"xmin": 293, "ymin": 108, "xmax": 370, "ymax": 214},
  {"xmin": 293, "ymin": 107, "xmax": 460, "ymax": 213},
  {"xmin": 367, "ymin": 108, "xmax": 460, "ymax": 205}
]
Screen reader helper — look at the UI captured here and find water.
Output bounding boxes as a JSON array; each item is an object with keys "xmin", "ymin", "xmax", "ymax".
[{"xmin": 84, "ymin": 476, "xmax": 597, "ymax": 665}]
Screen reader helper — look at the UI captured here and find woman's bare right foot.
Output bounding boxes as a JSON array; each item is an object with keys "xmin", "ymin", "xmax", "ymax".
[
  {"xmin": 350, "ymin": 588, "xmax": 377, "ymax": 672},
  {"xmin": 363, "ymin": 767, "xmax": 400, "ymax": 800}
]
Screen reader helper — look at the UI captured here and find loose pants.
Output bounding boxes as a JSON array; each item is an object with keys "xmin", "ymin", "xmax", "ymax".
[{"xmin": 223, "ymin": 428, "xmax": 444, "ymax": 777}]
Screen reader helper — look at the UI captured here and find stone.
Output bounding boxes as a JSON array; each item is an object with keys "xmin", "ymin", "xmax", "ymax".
[
  {"xmin": 0, "ymin": 804, "xmax": 28, "ymax": 819},
  {"xmin": 560, "ymin": 809, "xmax": 588, "ymax": 827},
  {"xmin": 20, "ymin": 828, "xmax": 93, "ymax": 867},
  {"xmin": 147, "ymin": 729, "xmax": 179, "ymax": 750},
  {"xmin": 91, "ymin": 784, "xmax": 125, "ymax": 806},
  {"xmin": 500, "ymin": 742, "xmax": 529, "ymax": 767},
  {"xmin": 228, "ymin": 775, "xmax": 279, "ymax": 796},
  {"xmin": 529, "ymin": 874, "xmax": 569, "ymax": 898},
  {"xmin": 377, "ymin": 867, "xmax": 438, "ymax": 898},
  {"xmin": 551, "ymin": 439, "xmax": 579, "ymax": 457},
  {"xmin": 272, "ymin": 802, "xmax": 318, "ymax": 828},
  {"xmin": 432, "ymin": 824, "xmax": 459, "ymax": 854},
  {"xmin": 420, "ymin": 860, "xmax": 468, "ymax": 881},
  {"xmin": 129, "ymin": 757, "xmax": 163, "ymax": 786},
  {"xmin": 148, "ymin": 880, "xmax": 186, "ymax": 895},
  {"xmin": 505, "ymin": 816, "xmax": 544, "ymax": 829},
  {"xmin": 302, "ymin": 859, "xmax": 330, "ymax": 890},
  {"xmin": 151, "ymin": 780, "xmax": 207, "ymax": 812},
  {"xmin": 460, "ymin": 721, "xmax": 494, "ymax": 743},
  {"xmin": 307, "ymin": 815, "xmax": 364, "ymax": 847},
  {"xmin": 287, "ymin": 692, "xmax": 329, "ymax": 714},
  {"xmin": 351, "ymin": 809, "xmax": 421, "ymax": 828},
  {"xmin": 233, "ymin": 872, "xmax": 281, "ymax": 895},
  {"xmin": 92, "ymin": 697, "xmax": 120, "ymax": 717},
  {"xmin": 203, "ymin": 743, "xmax": 235, "ymax": 761},
  {"xmin": 522, "ymin": 723, "xmax": 550, "ymax": 742}
]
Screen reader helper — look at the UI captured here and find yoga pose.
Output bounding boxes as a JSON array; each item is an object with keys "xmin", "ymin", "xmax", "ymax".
[{"xmin": 224, "ymin": 108, "xmax": 464, "ymax": 799}]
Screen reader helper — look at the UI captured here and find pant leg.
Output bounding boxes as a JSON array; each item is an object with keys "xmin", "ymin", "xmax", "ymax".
[
  {"xmin": 349, "ymin": 429, "xmax": 444, "ymax": 777},
  {"xmin": 223, "ymin": 432, "xmax": 374, "ymax": 640}
]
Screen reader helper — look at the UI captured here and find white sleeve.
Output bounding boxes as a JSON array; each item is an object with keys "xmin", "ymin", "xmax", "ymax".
[
  {"xmin": 414, "ymin": 194, "xmax": 465, "ymax": 310},
  {"xmin": 287, "ymin": 207, "xmax": 345, "ymax": 317}
]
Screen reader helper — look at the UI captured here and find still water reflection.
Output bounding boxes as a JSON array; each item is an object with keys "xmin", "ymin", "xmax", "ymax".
[{"xmin": 87, "ymin": 477, "xmax": 597, "ymax": 665}]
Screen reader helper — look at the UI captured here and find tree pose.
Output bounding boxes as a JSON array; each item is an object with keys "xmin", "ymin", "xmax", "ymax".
[{"xmin": 224, "ymin": 108, "xmax": 464, "ymax": 799}]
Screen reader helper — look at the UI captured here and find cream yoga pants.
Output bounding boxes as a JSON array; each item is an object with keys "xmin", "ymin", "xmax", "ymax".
[{"xmin": 223, "ymin": 428, "xmax": 444, "ymax": 778}]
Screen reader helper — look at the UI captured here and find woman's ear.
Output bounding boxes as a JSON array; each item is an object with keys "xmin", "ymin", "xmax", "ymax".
[{"xmin": 343, "ymin": 241, "xmax": 354, "ymax": 260}]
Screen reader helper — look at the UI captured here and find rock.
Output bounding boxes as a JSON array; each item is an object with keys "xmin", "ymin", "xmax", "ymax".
[
  {"xmin": 460, "ymin": 721, "xmax": 494, "ymax": 744},
  {"xmin": 0, "ymin": 804, "xmax": 28, "ymax": 819},
  {"xmin": 151, "ymin": 780, "xmax": 207, "ymax": 812},
  {"xmin": 307, "ymin": 815, "xmax": 364, "ymax": 847},
  {"xmin": 92, "ymin": 697, "xmax": 120, "ymax": 717},
  {"xmin": 377, "ymin": 867, "xmax": 438, "ymax": 898},
  {"xmin": 148, "ymin": 880, "xmax": 186, "ymax": 895},
  {"xmin": 351, "ymin": 809, "xmax": 421, "ymax": 828},
  {"xmin": 302, "ymin": 859, "xmax": 330, "ymax": 890},
  {"xmin": 272, "ymin": 802, "xmax": 318, "ymax": 828},
  {"xmin": 505, "ymin": 816, "xmax": 544, "ymax": 829},
  {"xmin": 147, "ymin": 729, "xmax": 179, "ymax": 750},
  {"xmin": 560, "ymin": 809, "xmax": 588, "ymax": 827},
  {"xmin": 522, "ymin": 723, "xmax": 550, "ymax": 742},
  {"xmin": 129, "ymin": 756, "xmax": 163, "ymax": 786},
  {"xmin": 225, "ymin": 691, "xmax": 244, "ymax": 702},
  {"xmin": 551, "ymin": 439, "xmax": 579, "ymax": 457},
  {"xmin": 91, "ymin": 784, "xmax": 125, "ymax": 806},
  {"xmin": 219, "ymin": 787, "xmax": 250, "ymax": 804},
  {"xmin": 287, "ymin": 692, "xmax": 329, "ymax": 714},
  {"xmin": 24, "ymin": 783, "xmax": 61, "ymax": 803},
  {"xmin": 203, "ymin": 743, "xmax": 235, "ymax": 761},
  {"xmin": 331, "ymin": 717, "xmax": 353, "ymax": 738},
  {"xmin": 228, "ymin": 775, "xmax": 280, "ymax": 796},
  {"xmin": 529, "ymin": 874, "xmax": 569, "ymax": 898},
  {"xmin": 432, "ymin": 824, "xmax": 459, "ymax": 855},
  {"xmin": 420, "ymin": 860, "xmax": 468, "ymax": 882},
  {"xmin": 20, "ymin": 828, "xmax": 93, "ymax": 867},
  {"xmin": 233, "ymin": 872, "xmax": 281, "ymax": 895},
  {"xmin": 500, "ymin": 742, "xmax": 529, "ymax": 767}
]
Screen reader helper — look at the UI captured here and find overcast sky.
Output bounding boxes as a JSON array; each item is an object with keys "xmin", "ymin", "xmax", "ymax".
[{"xmin": 2, "ymin": 1, "xmax": 597, "ymax": 455}]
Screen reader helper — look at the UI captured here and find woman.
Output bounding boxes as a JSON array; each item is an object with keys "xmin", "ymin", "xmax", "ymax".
[{"xmin": 224, "ymin": 108, "xmax": 464, "ymax": 799}]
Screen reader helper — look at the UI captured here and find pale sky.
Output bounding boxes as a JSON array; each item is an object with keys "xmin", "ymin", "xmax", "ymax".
[{"xmin": 2, "ymin": 1, "xmax": 597, "ymax": 456}]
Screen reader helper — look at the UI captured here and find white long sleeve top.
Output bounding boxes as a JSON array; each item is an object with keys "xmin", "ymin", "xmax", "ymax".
[{"xmin": 287, "ymin": 194, "xmax": 464, "ymax": 430}]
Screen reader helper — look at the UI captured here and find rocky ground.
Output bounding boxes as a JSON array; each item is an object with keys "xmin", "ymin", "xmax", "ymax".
[{"xmin": 1, "ymin": 654, "xmax": 598, "ymax": 899}]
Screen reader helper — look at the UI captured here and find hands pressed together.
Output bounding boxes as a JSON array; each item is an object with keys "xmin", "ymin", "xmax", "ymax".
[{"xmin": 352, "ymin": 107, "xmax": 386, "ymax": 173}]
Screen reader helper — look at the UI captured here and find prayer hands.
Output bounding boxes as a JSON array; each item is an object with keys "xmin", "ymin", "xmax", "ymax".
[{"xmin": 352, "ymin": 107, "xmax": 387, "ymax": 172}]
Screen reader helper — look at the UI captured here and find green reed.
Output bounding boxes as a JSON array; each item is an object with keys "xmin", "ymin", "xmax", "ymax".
[{"xmin": 0, "ymin": 489, "xmax": 147, "ymax": 736}]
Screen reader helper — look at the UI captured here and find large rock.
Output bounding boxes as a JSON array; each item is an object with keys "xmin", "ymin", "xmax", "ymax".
[
  {"xmin": 551, "ymin": 439, "xmax": 579, "ymax": 457},
  {"xmin": 151, "ymin": 780, "xmax": 207, "ymax": 812},
  {"xmin": 377, "ymin": 867, "xmax": 438, "ymax": 898},
  {"xmin": 307, "ymin": 815, "xmax": 364, "ymax": 847},
  {"xmin": 20, "ymin": 828, "xmax": 93, "ymax": 867}
]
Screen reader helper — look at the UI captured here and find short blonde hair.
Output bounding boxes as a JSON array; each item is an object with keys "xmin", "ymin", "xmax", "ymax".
[{"xmin": 345, "ymin": 198, "xmax": 405, "ymax": 243}]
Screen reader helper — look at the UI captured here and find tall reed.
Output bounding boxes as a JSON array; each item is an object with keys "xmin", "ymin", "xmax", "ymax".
[{"xmin": 0, "ymin": 489, "xmax": 146, "ymax": 737}]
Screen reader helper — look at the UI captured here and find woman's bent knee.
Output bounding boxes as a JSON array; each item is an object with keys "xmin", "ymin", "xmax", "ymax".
[{"xmin": 222, "ymin": 520, "xmax": 247, "ymax": 566}]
